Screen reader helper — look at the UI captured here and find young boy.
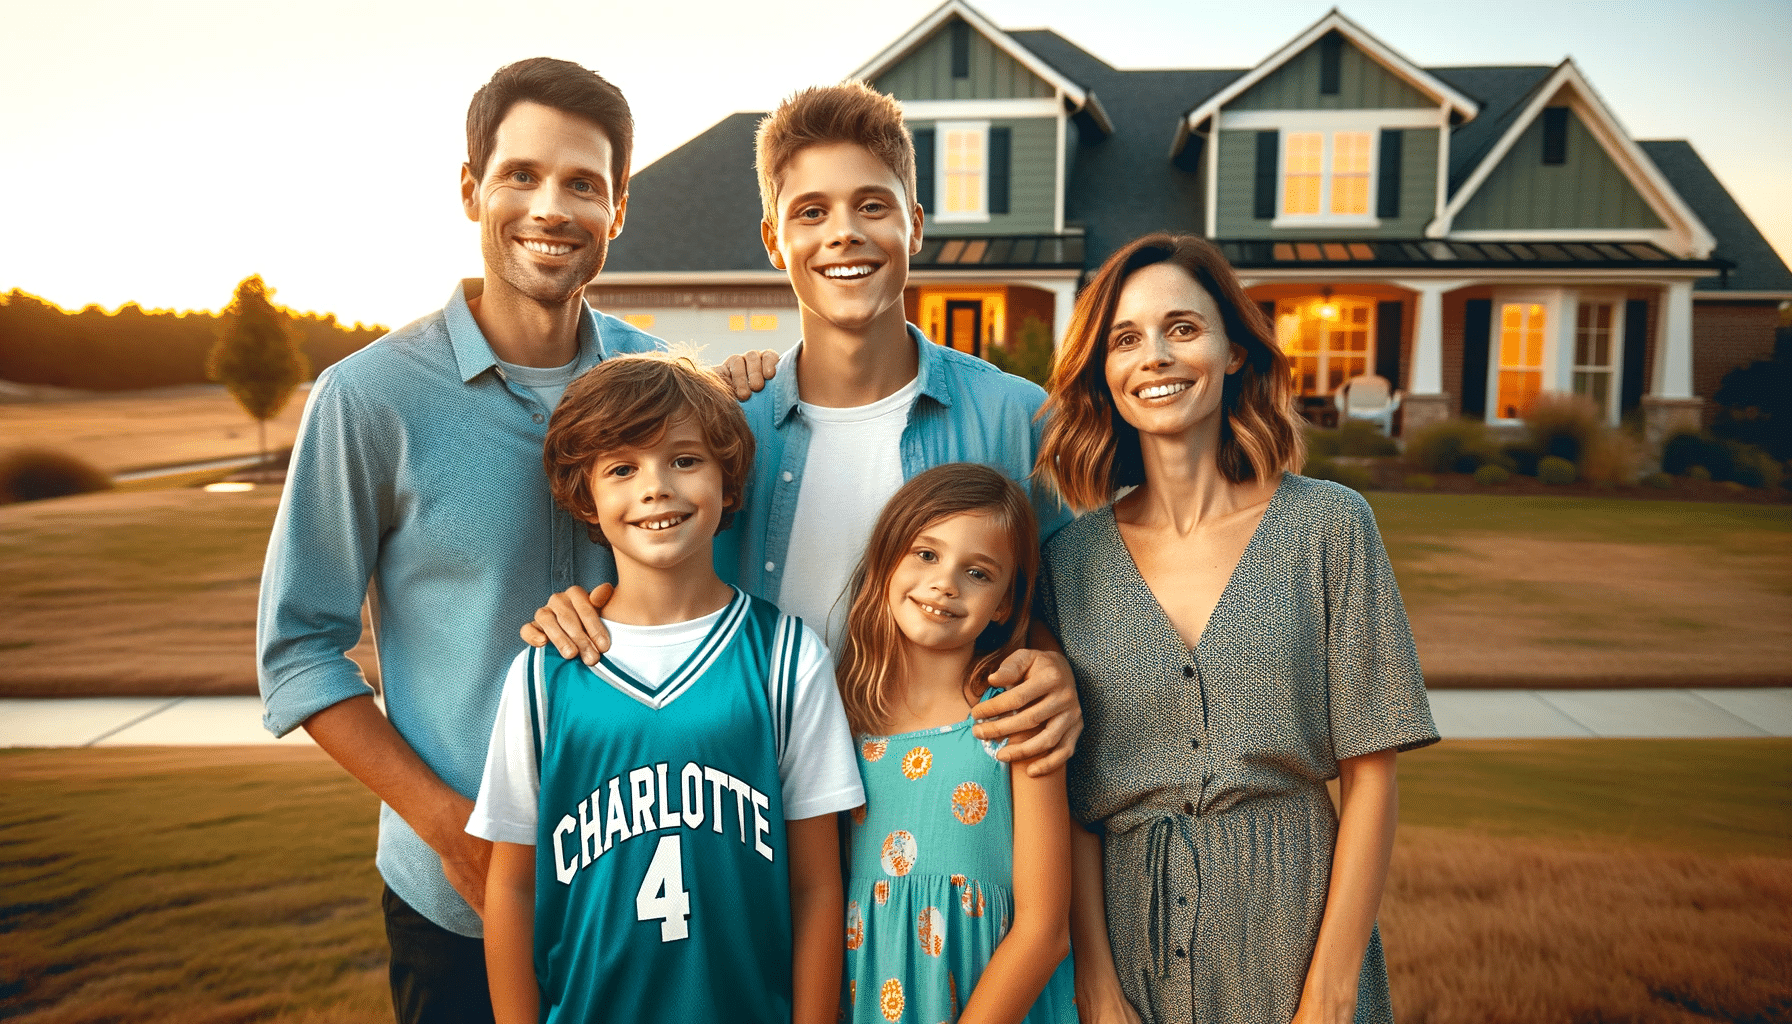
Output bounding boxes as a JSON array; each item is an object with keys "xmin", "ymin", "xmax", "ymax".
[
  {"xmin": 466, "ymin": 354, "xmax": 862, "ymax": 1024},
  {"xmin": 529, "ymin": 81, "xmax": 1086, "ymax": 774}
]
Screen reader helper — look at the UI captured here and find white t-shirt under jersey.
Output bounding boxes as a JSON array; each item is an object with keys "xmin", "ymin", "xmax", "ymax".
[
  {"xmin": 777, "ymin": 377, "xmax": 919, "ymax": 655},
  {"xmin": 467, "ymin": 605, "xmax": 864, "ymax": 844}
]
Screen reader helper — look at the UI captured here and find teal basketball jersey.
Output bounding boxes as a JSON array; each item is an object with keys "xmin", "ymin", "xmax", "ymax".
[{"xmin": 526, "ymin": 589, "xmax": 803, "ymax": 1024}]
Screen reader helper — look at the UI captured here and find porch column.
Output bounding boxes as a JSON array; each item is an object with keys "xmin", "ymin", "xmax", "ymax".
[
  {"xmin": 1642, "ymin": 279, "xmax": 1701, "ymax": 457},
  {"xmin": 1049, "ymin": 280, "xmax": 1078, "ymax": 350},
  {"xmin": 1391, "ymin": 278, "xmax": 1468, "ymax": 437}
]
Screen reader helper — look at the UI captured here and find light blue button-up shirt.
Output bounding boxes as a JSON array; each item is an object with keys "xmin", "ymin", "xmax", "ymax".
[
  {"xmin": 715, "ymin": 323, "xmax": 1072, "ymax": 600},
  {"xmin": 257, "ymin": 281, "xmax": 661, "ymax": 937}
]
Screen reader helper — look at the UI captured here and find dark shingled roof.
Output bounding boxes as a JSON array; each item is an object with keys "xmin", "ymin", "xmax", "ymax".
[
  {"xmin": 1426, "ymin": 65, "xmax": 1557, "ymax": 194},
  {"xmin": 1009, "ymin": 29, "xmax": 1242, "ymax": 266},
  {"xmin": 1640, "ymin": 140, "xmax": 1792, "ymax": 294},
  {"xmin": 604, "ymin": 112, "xmax": 769, "ymax": 273}
]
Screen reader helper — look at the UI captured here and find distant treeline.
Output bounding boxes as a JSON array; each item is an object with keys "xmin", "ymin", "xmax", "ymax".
[{"xmin": 0, "ymin": 289, "xmax": 386, "ymax": 391}]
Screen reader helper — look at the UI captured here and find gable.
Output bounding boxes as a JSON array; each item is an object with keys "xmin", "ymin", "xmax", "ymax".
[
  {"xmin": 875, "ymin": 16, "xmax": 1054, "ymax": 101},
  {"xmin": 1455, "ymin": 106, "xmax": 1665, "ymax": 231},
  {"xmin": 1229, "ymin": 31, "xmax": 1430, "ymax": 111}
]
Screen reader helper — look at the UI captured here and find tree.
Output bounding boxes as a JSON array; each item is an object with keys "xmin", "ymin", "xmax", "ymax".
[
  {"xmin": 207, "ymin": 275, "xmax": 309, "ymax": 477},
  {"xmin": 1711, "ymin": 326, "xmax": 1791, "ymax": 462},
  {"xmin": 986, "ymin": 314, "xmax": 1055, "ymax": 387}
]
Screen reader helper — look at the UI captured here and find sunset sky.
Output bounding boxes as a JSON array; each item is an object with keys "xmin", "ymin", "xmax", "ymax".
[{"xmin": 4, "ymin": 0, "xmax": 1788, "ymax": 328}]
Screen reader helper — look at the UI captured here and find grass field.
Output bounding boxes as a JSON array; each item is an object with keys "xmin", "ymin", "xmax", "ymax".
[
  {"xmin": 0, "ymin": 385, "xmax": 308, "ymax": 475},
  {"xmin": 3, "ymin": 486, "xmax": 1787, "ymax": 696},
  {"xmin": 1, "ymin": 740, "xmax": 1786, "ymax": 1023}
]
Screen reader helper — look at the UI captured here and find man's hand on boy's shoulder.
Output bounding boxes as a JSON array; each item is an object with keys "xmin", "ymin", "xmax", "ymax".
[
  {"xmin": 973, "ymin": 644, "xmax": 1084, "ymax": 778},
  {"xmin": 522, "ymin": 583, "xmax": 614, "ymax": 666},
  {"xmin": 714, "ymin": 349, "xmax": 781, "ymax": 401}
]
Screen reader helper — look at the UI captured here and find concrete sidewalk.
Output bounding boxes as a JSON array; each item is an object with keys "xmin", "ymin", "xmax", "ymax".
[{"xmin": 2, "ymin": 690, "xmax": 1788, "ymax": 747}]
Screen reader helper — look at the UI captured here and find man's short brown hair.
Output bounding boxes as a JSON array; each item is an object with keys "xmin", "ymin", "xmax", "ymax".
[
  {"xmin": 755, "ymin": 81, "xmax": 917, "ymax": 223},
  {"xmin": 467, "ymin": 57, "xmax": 634, "ymax": 192},
  {"xmin": 543, "ymin": 354, "xmax": 755, "ymax": 547}
]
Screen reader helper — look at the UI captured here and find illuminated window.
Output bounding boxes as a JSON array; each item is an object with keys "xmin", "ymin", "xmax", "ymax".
[
  {"xmin": 622, "ymin": 314, "xmax": 655, "ymax": 330},
  {"xmin": 936, "ymin": 121, "xmax": 987, "ymax": 221},
  {"xmin": 1282, "ymin": 131, "xmax": 1375, "ymax": 220},
  {"xmin": 1495, "ymin": 302, "xmax": 1547, "ymax": 420},
  {"xmin": 1276, "ymin": 296, "xmax": 1373, "ymax": 396},
  {"xmin": 1572, "ymin": 301, "xmax": 1617, "ymax": 419},
  {"xmin": 729, "ymin": 315, "xmax": 746, "ymax": 331},
  {"xmin": 749, "ymin": 314, "xmax": 779, "ymax": 332}
]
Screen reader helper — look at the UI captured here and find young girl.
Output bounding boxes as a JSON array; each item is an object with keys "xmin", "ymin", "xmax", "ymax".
[{"xmin": 835, "ymin": 463, "xmax": 1076, "ymax": 1024}]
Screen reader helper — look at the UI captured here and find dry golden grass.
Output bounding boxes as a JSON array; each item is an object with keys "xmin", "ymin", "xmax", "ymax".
[{"xmin": 0, "ymin": 385, "xmax": 308, "ymax": 474}]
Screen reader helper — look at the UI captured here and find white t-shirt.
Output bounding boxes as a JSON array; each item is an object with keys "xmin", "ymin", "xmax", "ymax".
[
  {"xmin": 497, "ymin": 354, "xmax": 581, "ymax": 414},
  {"xmin": 467, "ymin": 605, "xmax": 864, "ymax": 845},
  {"xmin": 777, "ymin": 377, "xmax": 918, "ymax": 654}
]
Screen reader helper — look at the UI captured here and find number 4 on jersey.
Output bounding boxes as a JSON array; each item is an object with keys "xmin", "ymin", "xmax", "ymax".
[{"xmin": 636, "ymin": 835, "xmax": 691, "ymax": 942}]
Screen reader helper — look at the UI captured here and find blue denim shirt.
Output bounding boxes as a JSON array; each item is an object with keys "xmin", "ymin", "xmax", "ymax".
[
  {"xmin": 257, "ymin": 281, "xmax": 661, "ymax": 937},
  {"xmin": 714, "ymin": 323, "xmax": 1072, "ymax": 599}
]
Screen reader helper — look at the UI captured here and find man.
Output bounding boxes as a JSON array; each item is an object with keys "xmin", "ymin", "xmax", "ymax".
[{"xmin": 256, "ymin": 58, "xmax": 773, "ymax": 1023}]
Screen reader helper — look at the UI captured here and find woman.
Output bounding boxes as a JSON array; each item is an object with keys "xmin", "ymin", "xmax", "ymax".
[{"xmin": 1032, "ymin": 234, "xmax": 1438, "ymax": 1024}]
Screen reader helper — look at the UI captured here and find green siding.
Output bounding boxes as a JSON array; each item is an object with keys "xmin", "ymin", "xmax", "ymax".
[
  {"xmin": 1214, "ymin": 128, "xmax": 1439, "ymax": 238},
  {"xmin": 908, "ymin": 117, "xmax": 1058, "ymax": 235},
  {"xmin": 1229, "ymin": 34, "xmax": 1431, "ymax": 110},
  {"xmin": 875, "ymin": 18, "xmax": 1053, "ymax": 101},
  {"xmin": 1454, "ymin": 108, "xmax": 1664, "ymax": 230}
]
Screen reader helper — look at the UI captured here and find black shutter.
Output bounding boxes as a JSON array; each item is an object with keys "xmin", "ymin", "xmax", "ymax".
[
  {"xmin": 951, "ymin": 21, "xmax": 970, "ymax": 79},
  {"xmin": 1258, "ymin": 300, "xmax": 1277, "ymax": 333},
  {"xmin": 1376, "ymin": 301, "xmax": 1404, "ymax": 385},
  {"xmin": 1377, "ymin": 129, "xmax": 1403, "ymax": 219},
  {"xmin": 1254, "ymin": 131, "xmax": 1279, "ymax": 220},
  {"xmin": 1461, "ymin": 298, "xmax": 1493, "ymax": 417},
  {"xmin": 913, "ymin": 128, "xmax": 935, "ymax": 214},
  {"xmin": 988, "ymin": 127, "xmax": 1011, "ymax": 214},
  {"xmin": 1621, "ymin": 298, "xmax": 1648, "ymax": 414},
  {"xmin": 1542, "ymin": 108, "xmax": 1568, "ymax": 165},
  {"xmin": 1319, "ymin": 32, "xmax": 1343, "ymax": 95}
]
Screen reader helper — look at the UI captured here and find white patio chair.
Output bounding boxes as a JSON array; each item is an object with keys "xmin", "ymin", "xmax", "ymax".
[{"xmin": 1336, "ymin": 373, "xmax": 1403, "ymax": 435}]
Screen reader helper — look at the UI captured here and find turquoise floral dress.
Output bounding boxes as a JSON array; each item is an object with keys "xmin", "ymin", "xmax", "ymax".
[{"xmin": 843, "ymin": 692, "xmax": 1078, "ymax": 1023}]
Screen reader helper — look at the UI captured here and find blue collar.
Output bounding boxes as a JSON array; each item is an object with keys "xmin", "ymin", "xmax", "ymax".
[
  {"xmin": 770, "ymin": 322, "xmax": 954, "ymax": 424},
  {"xmin": 443, "ymin": 279, "xmax": 602, "ymax": 384}
]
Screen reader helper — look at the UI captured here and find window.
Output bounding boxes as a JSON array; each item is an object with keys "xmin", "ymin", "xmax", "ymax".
[
  {"xmin": 936, "ymin": 121, "xmax": 988, "ymax": 221},
  {"xmin": 728, "ymin": 315, "xmax": 746, "ymax": 332},
  {"xmin": 749, "ymin": 314, "xmax": 779, "ymax": 332},
  {"xmin": 1276, "ymin": 296, "xmax": 1374, "ymax": 395},
  {"xmin": 621, "ymin": 314, "xmax": 654, "ymax": 330},
  {"xmin": 1573, "ymin": 301, "xmax": 1620, "ymax": 420},
  {"xmin": 1541, "ymin": 107, "xmax": 1569, "ymax": 165},
  {"xmin": 1280, "ymin": 131, "xmax": 1375, "ymax": 222},
  {"xmin": 1495, "ymin": 301, "xmax": 1547, "ymax": 420}
]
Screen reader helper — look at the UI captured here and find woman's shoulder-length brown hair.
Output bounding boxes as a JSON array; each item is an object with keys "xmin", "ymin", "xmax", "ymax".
[{"xmin": 1035, "ymin": 233, "xmax": 1306, "ymax": 513}]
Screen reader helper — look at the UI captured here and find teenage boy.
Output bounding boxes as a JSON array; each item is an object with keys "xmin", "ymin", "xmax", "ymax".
[
  {"xmin": 469, "ymin": 354, "xmax": 859, "ymax": 1024},
  {"xmin": 528, "ymin": 82, "xmax": 1084, "ymax": 774},
  {"xmin": 257, "ymin": 58, "xmax": 774, "ymax": 1023}
]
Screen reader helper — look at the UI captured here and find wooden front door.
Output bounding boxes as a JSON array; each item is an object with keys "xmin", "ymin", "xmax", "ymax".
[{"xmin": 945, "ymin": 300, "xmax": 982, "ymax": 358}]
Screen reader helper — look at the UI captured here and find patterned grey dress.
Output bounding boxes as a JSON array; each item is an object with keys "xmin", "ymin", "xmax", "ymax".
[{"xmin": 1038, "ymin": 473, "xmax": 1438, "ymax": 1024}]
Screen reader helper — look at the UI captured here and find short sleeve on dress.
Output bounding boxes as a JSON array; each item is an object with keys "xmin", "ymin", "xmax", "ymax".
[{"xmin": 1324, "ymin": 488, "xmax": 1439, "ymax": 761}]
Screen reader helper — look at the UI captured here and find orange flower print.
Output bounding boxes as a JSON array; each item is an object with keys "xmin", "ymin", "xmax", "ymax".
[
  {"xmin": 862, "ymin": 738, "xmax": 888, "ymax": 762},
  {"xmin": 949, "ymin": 972, "xmax": 960, "ymax": 1015},
  {"xmin": 901, "ymin": 746, "xmax": 932, "ymax": 780},
  {"xmin": 845, "ymin": 901, "xmax": 864, "ymax": 951},
  {"xmin": 880, "ymin": 979, "xmax": 904, "ymax": 1021},
  {"xmin": 950, "ymin": 874, "xmax": 966, "ymax": 887},
  {"xmin": 881, "ymin": 830, "xmax": 918, "ymax": 877},
  {"xmin": 961, "ymin": 881, "xmax": 985, "ymax": 917},
  {"xmin": 874, "ymin": 879, "xmax": 890, "ymax": 905},
  {"xmin": 951, "ymin": 781, "xmax": 988, "ymax": 825},
  {"xmin": 917, "ymin": 906, "xmax": 945, "ymax": 957},
  {"xmin": 850, "ymin": 803, "xmax": 868, "ymax": 826}
]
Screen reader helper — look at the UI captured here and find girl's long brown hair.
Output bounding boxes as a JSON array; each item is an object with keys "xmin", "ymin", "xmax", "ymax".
[
  {"xmin": 1035, "ymin": 233, "xmax": 1306, "ymax": 513},
  {"xmin": 836, "ymin": 463, "xmax": 1039, "ymax": 736}
]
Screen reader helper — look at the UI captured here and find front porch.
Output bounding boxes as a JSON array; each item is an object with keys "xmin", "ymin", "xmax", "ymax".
[{"xmin": 1223, "ymin": 239, "xmax": 1726, "ymax": 445}]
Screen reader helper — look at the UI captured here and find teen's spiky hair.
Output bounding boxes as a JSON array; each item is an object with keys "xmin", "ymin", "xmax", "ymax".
[{"xmin": 755, "ymin": 81, "xmax": 917, "ymax": 223}]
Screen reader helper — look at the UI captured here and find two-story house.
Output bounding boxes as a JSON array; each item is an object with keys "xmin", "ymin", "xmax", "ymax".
[{"xmin": 592, "ymin": 2, "xmax": 1791, "ymax": 446}]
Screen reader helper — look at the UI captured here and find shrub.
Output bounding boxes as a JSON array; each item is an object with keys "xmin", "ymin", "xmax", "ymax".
[
  {"xmin": 0, "ymin": 447, "xmax": 112, "ymax": 504},
  {"xmin": 1474, "ymin": 464, "xmax": 1511, "ymax": 486},
  {"xmin": 1662, "ymin": 432, "xmax": 1731, "ymax": 478},
  {"xmin": 1641, "ymin": 471, "xmax": 1674, "ymax": 489},
  {"xmin": 1404, "ymin": 419, "xmax": 1497, "ymax": 474},
  {"xmin": 1538, "ymin": 456, "xmax": 1577, "ymax": 485},
  {"xmin": 1404, "ymin": 473, "xmax": 1437, "ymax": 490},
  {"xmin": 1305, "ymin": 456, "xmax": 1374, "ymax": 492},
  {"xmin": 1724, "ymin": 441, "xmax": 1783, "ymax": 490},
  {"xmin": 1502, "ymin": 443, "xmax": 1539, "ymax": 477},
  {"xmin": 1305, "ymin": 426, "xmax": 1342, "ymax": 459},
  {"xmin": 1524, "ymin": 393, "xmax": 1601, "ymax": 465},
  {"xmin": 1687, "ymin": 465, "xmax": 1712, "ymax": 482},
  {"xmin": 1336, "ymin": 419, "xmax": 1399, "ymax": 457}
]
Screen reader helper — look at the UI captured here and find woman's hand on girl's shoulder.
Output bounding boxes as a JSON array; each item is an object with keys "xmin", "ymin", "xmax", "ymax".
[{"xmin": 972, "ymin": 625, "xmax": 1083, "ymax": 777}]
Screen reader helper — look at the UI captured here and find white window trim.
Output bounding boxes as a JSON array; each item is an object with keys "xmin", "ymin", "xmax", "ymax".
[
  {"xmin": 1569, "ymin": 289, "xmax": 1626, "ymax": 426},
  {"xmin": 1486, "ymin": 288, "xmax": 1561, "ymax": 425},
  {"xmin": 934, "ymin": 120, "xmax": 990, "ymax": 224},
  {"xmin": 1219, "ymin": 108, "xmax": 1445, "ymax": 131},
  {"xmin": 1273, "ymin": 129, "xmax": 1382, "ymax": 228}
]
